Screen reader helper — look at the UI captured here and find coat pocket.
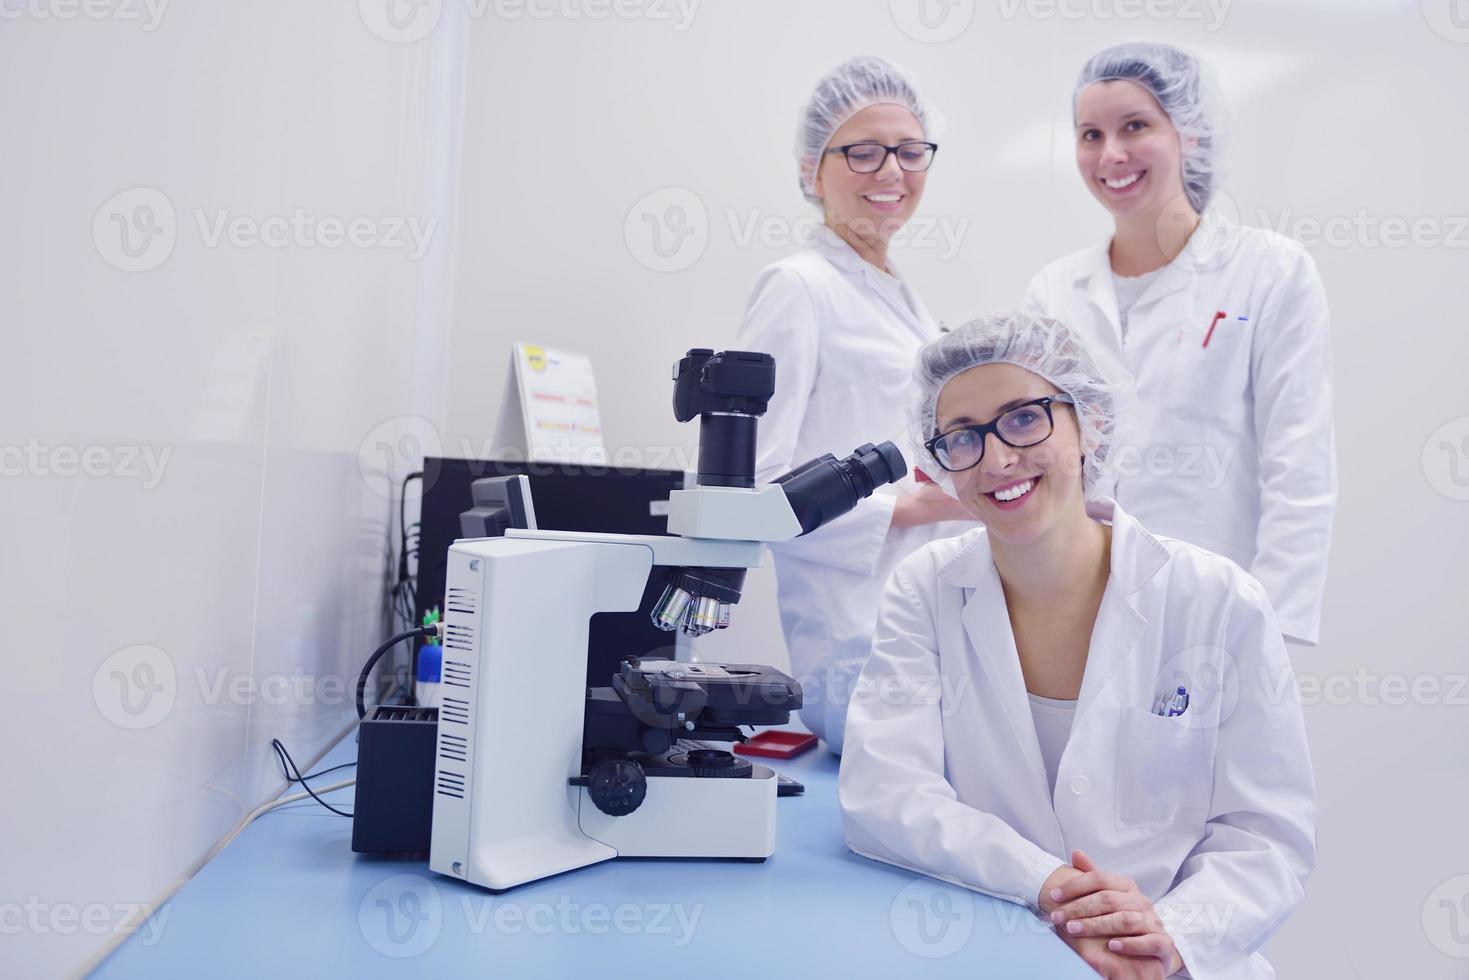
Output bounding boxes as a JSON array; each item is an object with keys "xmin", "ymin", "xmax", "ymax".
[
  {"xmin": 1114, "ymin": 705, "xmax": 1211, "ymax": 828},
  {"xmin": 1169, "ymin": 315, "xmax": 1254, "ymax": 427}
]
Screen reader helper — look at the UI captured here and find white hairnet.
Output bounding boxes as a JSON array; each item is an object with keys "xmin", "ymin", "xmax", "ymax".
[
  {"xmin": 795, "ymin": 55, "xmax": 937, "ymax": 205},
  {"xmin": 908, "ymin": 311, "xmax": 1133, "ymax": 502},
  {"xmin": 1073, "ymin": 42, "xmax": 1230, "ymax": 214}
]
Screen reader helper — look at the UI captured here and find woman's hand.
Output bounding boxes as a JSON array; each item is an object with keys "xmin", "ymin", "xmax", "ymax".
[
  {"xmin": 1049, "ymin": 850, "xmax": 1185, "ymax": 977},
  {"xmin": 891, "ymin": 482, "xmax": 972, "ymax": 528},
  {"xmin": 1058, "ymin": 932, "xmax": 1167, "ymax": 980}
]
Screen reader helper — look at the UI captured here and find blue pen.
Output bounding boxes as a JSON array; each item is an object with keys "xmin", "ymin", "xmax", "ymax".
[{"xmin": 1166, "ymin": 686, "xmax": 1190, "ymax": 717}]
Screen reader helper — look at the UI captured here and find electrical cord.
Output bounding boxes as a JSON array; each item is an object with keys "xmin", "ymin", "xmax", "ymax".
[
  {"xmin": 356, "ymin": 623, "xmax": 441, "ymax": 719},
  {"xmin": 398, "ymin": 471, "xmax": 423, "ymax": 583},
  {"xmin": 275, "ymin": 751, "xmax": 356, "ymax": 784},
  {"xmin": 254, "ymin": 777, "xmax": 356, "ymax": 821},
  {"xmin": 269, "ymin": 739, "xmax": 354, "ymax": 817}
]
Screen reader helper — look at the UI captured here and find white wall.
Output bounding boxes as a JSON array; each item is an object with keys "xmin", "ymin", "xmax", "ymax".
[
  {"xmin": 0, "ymin": 4, "xmax": 464, "ymax": 976},
  {"xmin": 446, "ymin": 2, "xmax": 1469, "ymax": 977}
]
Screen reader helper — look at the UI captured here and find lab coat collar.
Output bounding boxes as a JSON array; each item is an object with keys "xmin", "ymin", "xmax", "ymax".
[
  {"xmin": 946, "ymin": 498, "xmax": 1164, "ymax": 807},
  {"xmin": 936, "ymin": 497, "xmax": 1170, "ymax": 595},
  {"xmin": 1078, "ymin": 244, "xmax": 1122, "ymax": 336},
  {"xmin": 813, "ymin": 224, "xmax": 909, "ymax": 288},
  {"xmin": 812, "ymin": 224, "xmax": 932, "ymax": 339},
  {"xmin": 1074, "ymin": 209, "xmax": 1240, "ymax": 329}
]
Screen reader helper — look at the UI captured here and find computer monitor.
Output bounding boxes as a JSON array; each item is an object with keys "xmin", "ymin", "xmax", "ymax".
[{"xmin": 415, "ymin": 457, "xmax": 689, "ymax": 686}]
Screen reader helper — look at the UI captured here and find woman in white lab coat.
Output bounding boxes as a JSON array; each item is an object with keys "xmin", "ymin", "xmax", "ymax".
[
  {"xmin": 839, "ymin": 312, "xmax": 1315, "ymax": 980},
  {"xmin": 1023, "ymin": 42, "xmax": 1336, "ymax": 645},
  {"xmin": 738, "ymin": 56, "xmax": 969, "ymax": 753}
]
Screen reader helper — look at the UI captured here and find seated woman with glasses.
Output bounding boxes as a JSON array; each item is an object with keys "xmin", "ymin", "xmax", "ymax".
[
  {"xmin": 737, "ymin": 55, "xmax": 970, "ymax": 755},
  {"xmin": 838, "ymin": 311, "xmax": 1316, "ymax": 980}
]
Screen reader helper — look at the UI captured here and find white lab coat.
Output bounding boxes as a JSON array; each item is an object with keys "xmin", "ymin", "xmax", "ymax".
[
  {"xmin": 839, "ymin": 498, "xmax": 1316, "ymax": 980},
  {"xmin": 737, "ymin": 226, "xmax": 969, "ymax": 753},
  {"xmin": 1023, "ymin": 219, "xmax": 1337, "ymax": 644}
]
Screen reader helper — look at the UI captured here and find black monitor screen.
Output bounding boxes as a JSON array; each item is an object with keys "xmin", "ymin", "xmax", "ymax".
[{"xmin": 415, "ymin": 457, "xmax": 687, "ymax": 686}]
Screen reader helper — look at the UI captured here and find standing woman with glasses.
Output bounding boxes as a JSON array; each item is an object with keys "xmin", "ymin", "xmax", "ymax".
[
  {"xmin": 1024, "ymin": 43, "xmax": 1336, "ymax": 646},
  {"xmin": 737, "ymin": 55, "xmax": 969, "ymax": 753}
]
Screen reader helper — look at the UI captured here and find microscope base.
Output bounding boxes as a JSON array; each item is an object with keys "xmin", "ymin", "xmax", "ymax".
[{"xmin": 577, "ymin": 763, "xmax": 778, "ymax": 858}]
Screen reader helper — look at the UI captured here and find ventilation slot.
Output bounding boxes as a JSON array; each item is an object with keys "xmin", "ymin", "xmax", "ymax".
[
  {"xmin": 446, "ymin": 586, "xmax": 477, "ymax": 616},
  {"xmin": 444, "ymin": 625, "xmax": 475, "ymax": 653},
  {"xmin": 436, "ymin": 769, "xmax": 466, "ymax": 799},
  {"xmin": 438, "ymin": 731, "xmax": 468, "ymax": 763},
  {"xmin": 440, "ymin": 696, "xmax": 469, "ymax": 726},
  {"xmin": 370, "ymin": 705, "xmax": 437, "ymax": 723},
  {"xmin": 442, "ymin": 660, "xmax": 472, "ymax": 688}
]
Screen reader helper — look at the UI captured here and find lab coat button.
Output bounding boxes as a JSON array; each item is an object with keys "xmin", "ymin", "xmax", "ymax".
[{"xmin": 1069, "ymin": 775, "xmax": 1090, "ymax": 796}]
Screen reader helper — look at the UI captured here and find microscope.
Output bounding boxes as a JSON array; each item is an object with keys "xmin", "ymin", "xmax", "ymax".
[{"xmin": 429, "ymin": 349, "xmax": 906, "ymax": 891}]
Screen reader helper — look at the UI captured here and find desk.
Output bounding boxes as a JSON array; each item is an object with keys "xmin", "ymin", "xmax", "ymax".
[{"xmin": 97, "ymin": 735, "xmax": 1091, "ymax": 978}]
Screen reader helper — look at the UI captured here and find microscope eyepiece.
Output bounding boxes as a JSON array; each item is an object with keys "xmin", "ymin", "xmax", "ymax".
[
  {"xmin": 656, "ymin": 347, "xmax": 907, "ymax": 637},
  {"xmin": 775, "ymin": 441, "xmax": 907, "ymax": 536}
]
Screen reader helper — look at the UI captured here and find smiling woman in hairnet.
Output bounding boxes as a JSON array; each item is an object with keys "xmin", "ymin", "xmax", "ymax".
[
  {"xmin": 838, "ymin": 311, "xmax": 1316, "ymax": 980},
  {"xmin": 737, "ymin": 56, "xmax": 970, "ymax": 754},
  {"xmin": 1023, "ymin": 42, "xmax": 1337, "ymax": 648}
]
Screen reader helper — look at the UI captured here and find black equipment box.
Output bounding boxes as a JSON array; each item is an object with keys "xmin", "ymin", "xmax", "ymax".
[{"xmin": 351, "ymin": 705, "xmax": 438, "ymax": 854}]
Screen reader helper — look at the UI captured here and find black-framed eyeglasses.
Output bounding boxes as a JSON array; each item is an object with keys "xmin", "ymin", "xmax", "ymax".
[
  {"xmin": 824, "ymin": 141, "xmax": 939, "ymax": 175},
  {"xmin": 924, "ymin": 395, "xmax": 1075, "ymax": 473}
]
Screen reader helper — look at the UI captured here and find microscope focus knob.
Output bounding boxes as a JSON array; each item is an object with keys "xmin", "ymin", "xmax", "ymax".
[{"xmin": 587, "ymin": 759, "xmax": 647, "ymax": 817}]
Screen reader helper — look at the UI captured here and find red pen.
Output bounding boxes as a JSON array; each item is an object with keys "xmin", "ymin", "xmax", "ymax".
[{"xmin": 1202, "ymin": 310, "xmax": 1226, "ymax": 348}]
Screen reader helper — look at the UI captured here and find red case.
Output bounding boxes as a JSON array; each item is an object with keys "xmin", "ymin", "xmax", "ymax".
[{"xmin": 734, "ymin": 730, "xmax": 819, "ymax": 760}]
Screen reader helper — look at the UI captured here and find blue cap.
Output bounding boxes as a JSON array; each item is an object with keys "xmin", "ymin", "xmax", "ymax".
[{"xmin": 416, "ymin": 643, "xmax": 442, "ymax": 683}]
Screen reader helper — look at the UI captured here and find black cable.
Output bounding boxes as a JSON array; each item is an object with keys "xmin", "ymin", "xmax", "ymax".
[
  {"xmin": 279, "ymin": 757, "xmax": 357, "ymax": 783},
  {"xmin": 388, "ymin": 471, "xmax": 427, "ymax": 702},
  {"xmin": 356, "ymin": 624, "xmax": 438, "ymax": 719},
  {"xmin": 269, "ymin": 739, "xmax": 353, "ymax": 817},
  {"xmin": 398, "ymin": 471, "xmax": 423, "ymax": 582}
]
